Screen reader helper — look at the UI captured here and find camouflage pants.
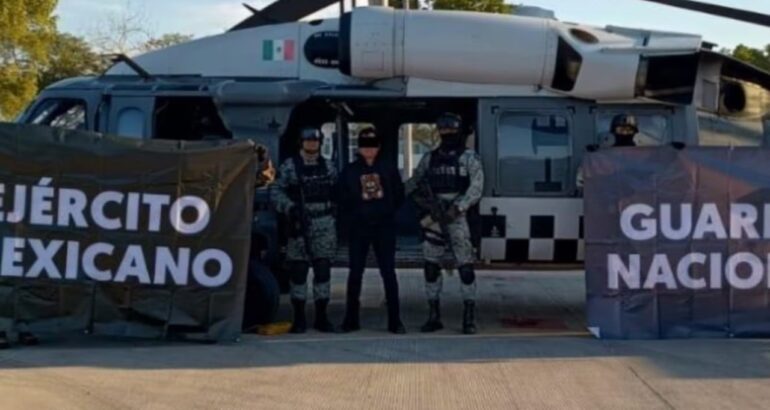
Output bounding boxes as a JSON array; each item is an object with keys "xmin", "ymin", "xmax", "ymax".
[
  {"xmin": 286, "ymin": 215, "xmax": 337, "ymax": 301},
  {"xmin": 422, "ymin": 216, "xmax": 477, "ymax": 301}
]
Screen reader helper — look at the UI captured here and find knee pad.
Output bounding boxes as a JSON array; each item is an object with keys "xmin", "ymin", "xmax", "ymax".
[
  {"xmin": 459, "ymin": 264, "xmax": 476, "ymax": 285},
  {"xmin": 313, "ymin": 258, "xmax": 332, "ymax": 284},
  {"xmin": 290, "ymin": 261, "xmax": 310, "ymax": 285},
  {"xmin": 424, "ymin": 262, "xmax": 442, "ymax": 283}
]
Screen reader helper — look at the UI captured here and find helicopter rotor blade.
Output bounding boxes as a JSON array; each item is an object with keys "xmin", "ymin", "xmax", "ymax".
[
  {"xmin": 640, "ymin": 0, "xmax": 770, "ymax": 27},
  {"xmin": 230, "ymin": 0, "xmax": 340, "ymax": 31}
]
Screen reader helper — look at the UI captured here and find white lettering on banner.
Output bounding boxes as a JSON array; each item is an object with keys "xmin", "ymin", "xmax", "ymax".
[
  {"xmin": 643, "ymin": 254, "xmax": 677, "ymax": 290},
  {"xmin": 726, "ymin": 253, "xmax": 764, "ymax": 290},
  {"xmin": 154, "ymin": 247, "xmax": 191, "ymax": 286},
  {"xmin": 65, "ymin": 241, "xmax": 79, "ymax": 280},
  {"xmin": 607, "ymin": 253, "xmax": 770, "ymax": 290},
  {"xmin": 91, "ymin": 191, "xmax": 124, "ymax": 230},
  {"xmin": 1, "ymin": 237, "xmax": 24, "ymax": 277},
  {"xmin": 192, "ymin": 249, "xmax": 233, "ymax": 288},
  {"xmin": 30, "ymin": 178, "xmax": 54, "ymax": 226},
  {"xmin": 143, "ymin": 194, "xmax": 171, "ymax": 232},
  {"xmin": 616, "ymin": 203, "xmax": 770, "ymax": 242},
  {"xmin": 58, "ymin": 188, "xmax": 88, "ymax": 228},
  {"xmin": 676, "ymin": 253, "xmax": 707, "ymax": 290},
  {"xmin": 660, "ymin": 204, "xmax": 692, "ymax": 240},
  {"xmin": 26, "ymin": 239, "xmax": 63, "ymax": 279},
  {"xmin": 731, "ymin": 204, "xmax": 760, "ymax": 240},
  {"xmin": 6, "ymin": 185, "xmax": 26, "ymax": 224},
  {"xmin": 608, "ymin": 254, "xmax": 640, "ymax": 290},
  {"xmin": 0, "ymin": 237, "xmax": 232, "ymax": 288},
  {"xmin": 114, "ymin": 245, "xmax": 151, "ymax": 285},
  {"xmin": 0, "ymin": 177, "xmax": 234, "ymax": 288},
  {"xmin": 82, "ymin": 243, "xmax": 114, "ymax": 281},
  {"xmin": 0, "ymin": 178, "xmax": 211, "ymax": 235},
  {"xmin": 620, "ymin": 204, "xmax": 656, "ymax": 240},
  {"xmin": 169, "ymin": 196, "xmax": 211, "ymax": 235},
  {"xmin": 693, "ymin": 204, "xmax": 727, "ymax": 240}
]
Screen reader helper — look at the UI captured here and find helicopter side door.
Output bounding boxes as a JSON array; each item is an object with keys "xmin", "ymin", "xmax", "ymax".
[
  {"xmin": 103, "ymin": 92, "xmax": 155, "ymax": 139},
  {"xmin": 476, "ymin": 98, "xmax": 590, "ymax": 265}
]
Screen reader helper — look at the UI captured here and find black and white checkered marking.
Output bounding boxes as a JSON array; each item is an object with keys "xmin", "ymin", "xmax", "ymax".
[{"xmin": 480, "ymin": 198, "xmax": 584, "ymax": 263}]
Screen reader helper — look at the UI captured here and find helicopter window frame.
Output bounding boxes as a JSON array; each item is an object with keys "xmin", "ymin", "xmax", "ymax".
[
  {"xmin": 27, "ymin": 98, "xmax": 88, "ymax": 131},
  {"xmin": 495, "ymin": 110, "xmax": 574, "ymax": 197}
]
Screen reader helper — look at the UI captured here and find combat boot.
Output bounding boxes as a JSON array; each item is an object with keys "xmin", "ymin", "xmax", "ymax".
[
  {"xmin": 314, "ymin": 299, "xmax": 335, "ymax": 333},
  {"xmin": 290, "ymin": 299, "xmax": 307, "ymax": 334},
  {"xmin": 341, "ymin": 301, "xmax": 361, "ymax": 333},
  {"xmin": 18, "ymin": 332, "xmax": 38, "ymax": 346},
  {"xmin": 462, "ymin": 300, "xmax": 477, "ymax": 335},
  {"xmin": 0, "ymin": 332, "xmax": 9, "ymax": 349},
  {"xmin": 420, "ymin": 300, "xmax": 444, "ymax": 333}
]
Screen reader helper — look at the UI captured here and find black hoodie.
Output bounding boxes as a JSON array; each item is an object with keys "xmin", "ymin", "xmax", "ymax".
[{"xmin": 339, "ymin": 156, "xmax": 405, "ymax": 226}]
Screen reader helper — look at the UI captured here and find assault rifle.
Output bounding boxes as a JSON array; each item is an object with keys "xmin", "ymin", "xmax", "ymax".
[
  {"xmin": 290, "ymin": 159, "xmax": 316, "ymax": 261},
  {"xmin": 414, "ymin": 178, "xmax": 457, "ymax": 265}
]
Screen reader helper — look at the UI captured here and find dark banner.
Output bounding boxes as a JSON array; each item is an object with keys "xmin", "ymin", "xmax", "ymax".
[
  {"xmin": 0, "ymin": 124, "xmax": 257, "ymax": 342},
  {"xmin": 585, "ymin": 146, "xmax": 770, "ymax": 339}
]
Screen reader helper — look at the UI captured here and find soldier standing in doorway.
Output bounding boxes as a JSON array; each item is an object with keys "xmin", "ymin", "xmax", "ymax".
[
  {"xmin": 272, "ymin": 127, "xmax": 338, "ymax": 333},
  {"xmin": 406, "ymin": 113, "xmax": 484, "ymax": 334}
]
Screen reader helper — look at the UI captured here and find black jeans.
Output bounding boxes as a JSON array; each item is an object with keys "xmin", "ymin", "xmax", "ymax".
[{"xmin": 346, "ymin": 222, "xmax": 401, "ymax": 322}]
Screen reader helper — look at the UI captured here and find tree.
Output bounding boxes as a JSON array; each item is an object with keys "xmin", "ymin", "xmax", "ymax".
[
  {"xmin": 430, "ymin": 0, "xmax": 513, "ymax": 13},
  {"xmin": 139, "ymin": 33, "xmax": 194, "ymax": 53},
  {"xmin": 390, "ymin": 0, "xmax": 421, "ymax": 9},
  {"xmin": 88, "ymin": 1, "xmax": 193, "ymax": 56},
  {"xmin": 391, "ymin": 0, "xmax": 513, "ymax": 13},
  {"xmin": 0, "ymin": 0, "xmax": 58, "ymax": 120},
  {"xmin": 38, "ymin": 33, "xmax": 107, "ymax": 90},
  {"xmin": 730, "ymin": 44, "xmax": 770, "ymax": 72}
]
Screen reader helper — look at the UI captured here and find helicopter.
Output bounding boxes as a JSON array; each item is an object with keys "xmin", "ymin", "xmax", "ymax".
[{"xmin": 14, "ymin": 0, "xmax": 770, "ymax": 272}]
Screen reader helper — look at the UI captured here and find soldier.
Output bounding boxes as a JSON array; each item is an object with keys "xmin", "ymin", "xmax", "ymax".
[
  {"xmin": 271, "ymin": 127, "xmax": 338, "ymax": 334},
  {"xmin": 406, "ymin": 113, "xmax": 484, "ymax": 335},
  {"xmin": 576, "ymin": 114, "xmax": 639, "ymax": 192},
  {"xmin": 607, "ymin": 114, "xmax": 638, "ymax": 148}
]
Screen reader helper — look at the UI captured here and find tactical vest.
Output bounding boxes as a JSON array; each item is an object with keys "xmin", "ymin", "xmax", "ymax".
[
  {"xmin": 289, "ymin": 156, "xmax": 334, "ymax": 204},
  {"xmin": 428, "ymin": 149, "xmax": 470, "ymax": 194}
]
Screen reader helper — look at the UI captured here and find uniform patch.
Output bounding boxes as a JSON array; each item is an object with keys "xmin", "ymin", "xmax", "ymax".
[{"xmin": 360, "ymin": 173, "xmax": 384, "ymax": 201}]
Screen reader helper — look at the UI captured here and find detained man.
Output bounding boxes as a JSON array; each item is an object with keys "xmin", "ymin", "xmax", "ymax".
[{"xmin": 338, "ymin": 127, "xmax": 406, "ymax": 334}]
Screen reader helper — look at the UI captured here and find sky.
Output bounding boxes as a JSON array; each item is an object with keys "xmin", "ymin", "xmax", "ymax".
[{"xmin": 55, "ymin": 0, "xmax": 770, "ymax": 50}]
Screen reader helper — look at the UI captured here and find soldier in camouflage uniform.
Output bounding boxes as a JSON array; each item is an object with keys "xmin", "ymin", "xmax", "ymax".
[
  {"xmin": 406, "ymin": 113, "xmax": 484, "ymax": 335},
  {"xmin": 272, "ymin": 127, "xmax": 338, "ymax": 333}
]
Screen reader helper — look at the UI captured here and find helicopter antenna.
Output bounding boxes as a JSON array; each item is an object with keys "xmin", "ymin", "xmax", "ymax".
[
  {"xmin": 641, "ymin": 0, "xmax": 770, "ymax": 27},
  {"xmin": 105, "ymin": 54, "xmax": 152, "ymax": 80}
]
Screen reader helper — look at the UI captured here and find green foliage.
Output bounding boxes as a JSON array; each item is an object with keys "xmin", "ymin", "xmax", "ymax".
[
  {"xmin": 390, "ymin": 0, "xmax": 513, "ymax": 13},
  {"xmin": 730, "ymin": 44, "xmax": 770, "ymax": 72},
  {"xmin": 430, "ymin": 0, "xmax": 513, "ymax": 13},
  {"xmin": 140, "ymin": 33, "xmax": 194, "ymax": 53},
  {"xmin": 0, "ymin": 0, "xmax": 58, "ymax": 120},
  {"xmin": 38, "ymin": 33, "xmax": 107, "ymax": 90},
  {"xmin": 389, "ymin": 0, "xmax": 421, "ymax": 9}
]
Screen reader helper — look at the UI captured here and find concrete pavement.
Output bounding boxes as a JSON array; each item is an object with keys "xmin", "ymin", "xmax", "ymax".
[{"xmin": 0, "ymin": 269, "xmax": 769, "ymax": 409}]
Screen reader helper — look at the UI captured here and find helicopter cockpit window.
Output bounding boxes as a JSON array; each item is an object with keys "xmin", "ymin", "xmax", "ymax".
[
  {"xmin": 28, "ymin": 99, "xmax": 87, "ymax": 130},
  {"xmin": 153, "ymin": 97, "xmax": 232, "ymax": 141},
  {"xmin": 497, "ymin": 113, "xmax": 572, "ymax": 195},
  {"xmin": 595, "ymin": 113, "xmax": 671, "ymax": 147},
  {"xmin": 116, "ymin": 108, "xmax": 145, "ymax": 139},
  {"xmin": 699, "ymin": 114, "xmax": 763, "ymax": 147}
]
